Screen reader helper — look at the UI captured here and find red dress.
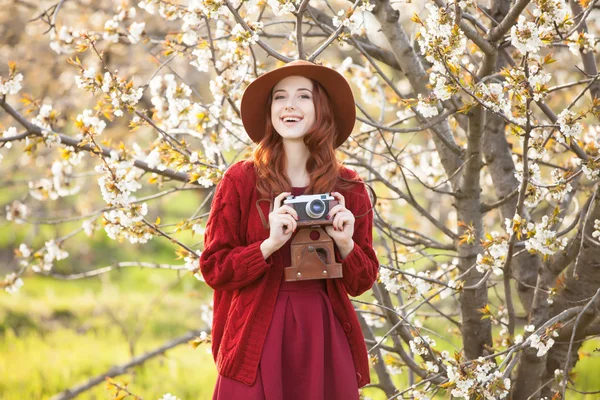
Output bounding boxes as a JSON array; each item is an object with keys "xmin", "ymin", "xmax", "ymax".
[{"xmin": 212, "ymin": 186, "xmax": 360, "ymax": 400}]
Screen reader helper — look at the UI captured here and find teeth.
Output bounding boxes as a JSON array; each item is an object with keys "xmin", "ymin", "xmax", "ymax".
[{"xmin": 283, "ymin": 117, "xmax": 301, "ymax": 122}]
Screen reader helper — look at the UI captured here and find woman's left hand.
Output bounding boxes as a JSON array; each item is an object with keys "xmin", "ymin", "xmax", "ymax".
[{"xmin": 324, "ymin": 192, "xmax": 355, "ymax": 248}]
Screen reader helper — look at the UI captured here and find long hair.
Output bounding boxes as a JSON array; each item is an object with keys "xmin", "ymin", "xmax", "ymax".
[{"xmin": 251, "ymin": 79, "xmax": 360, "ymax": 200}]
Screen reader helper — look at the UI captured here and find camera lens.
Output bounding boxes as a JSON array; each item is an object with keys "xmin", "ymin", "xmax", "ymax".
[{"xmin": 306, "ymin": 199, "xmax": 326, "ymax": 219}]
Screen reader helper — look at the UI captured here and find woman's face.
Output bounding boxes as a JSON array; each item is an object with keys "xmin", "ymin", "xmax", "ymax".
[{"xmin": 270, "ymin": 75, "xmax": 316, "ymax": 142}]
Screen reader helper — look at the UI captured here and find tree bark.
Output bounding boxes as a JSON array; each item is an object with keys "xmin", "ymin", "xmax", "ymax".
[{"xmin": 372, "ymin": 0, "xmax": 493, "ymax": 360}]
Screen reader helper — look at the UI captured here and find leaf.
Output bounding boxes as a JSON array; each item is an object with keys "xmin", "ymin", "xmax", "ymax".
[
  {"xmin": 77, "ymin": 138, "xmax": 91, "ymax": 148},
  {"xmin": 457, "ymin": 102, "xmax": 473, "ymax": 114},
  {"xmin": 477, "ymin": 304, "xmax": 491, "ymax": 316},
  {"xmin": 411, "ymin": 13, "xmax": 423, "ymax": 25},
  {"xmin": 188, "ymin": 337, "xmax": 204, "ymax": 349},
  {"xmin": 551, "ymin": 392, "xmax": 562, "ymax": 400},
  {"xmin": 8, "ymin": 60, "xmax": 17, "ymax": 74},
  {"xmin": 188, "ymin": 172, "xmax": 200, "ymax": 183},
  {"xmin": 75, "ymin": 43, "xmax": 89, "ymax": 53},
  {"xmin": 543, "ymin": 53, "xmax": 557, "ymax": 65}
]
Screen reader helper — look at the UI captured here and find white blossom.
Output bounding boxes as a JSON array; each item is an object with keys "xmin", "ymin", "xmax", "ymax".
[
  {"xmin": 592, "ymin": 219, "xmax": 600, "ymax": 239},
  {"xmin": 524, "ymin": 216, "xmax": 567, "ymax": 255},
  {"xmin": 411, "ymin": 389, "xmax": 431, "ymax": 400},
  {"xmin": 432, "ymin": 74, "xmax": 452, "ymax": 101},
  {"xmin": 191, "ymin": 48, "xmax": 212, "ymax": 72},
  {"xmin": 19, "ymin": 243, "xmax": 32, "ymax": 258},
  {"xmin": 582, "ymin": 163, "xmax": 599, "ymax": 181},
  {"xmin": 567, "ymin": 31, "xmax": 596, "ymax": 55},
  {"xmin": 425, "ymin": 361, "xmax": 439, "ymax": 374},
  {"xmin": 477, "ymin": 81, "xmax": 512, "ymax": 118},
  {"xmin": 515, "ymin": 334, "xmax": 524, "ymax": 344},
  {"xmin": 128, "ymin": 21, "xmax": 145, "ymax": 43},
  {"xmin": 510, "ymin": 16, "xmax": 545, "ymax": 54},
  {"xmin": 332, "ymin": 8, "xmax": 369, "ymax": 36},
  {"xmin": 182, "ymin": 30, "xmax": 198, "ymax": 46},
  {"xmin": 556, "ymin": 109, "xmax": 582, "ymax": 143},
  {"xmin": 189, "ymin": 0, "xmax": 226, "ymax": 19},
  {"xmin": 231, "ymin": 23, "xmax": 260, "ymax": 45},
  {"xmin": 475, "ymin": 232, "xmax": 508, "ymax": 276},
  {"xmin": 528, "ymin": 64, "xmax": 551, "ymax": 101},
  {"xmin": 50, "ymin": 26, "xmax": 81, "ymax": 54},
  {"xmin": 103, "ymin": 19, "xmax": 120, "ymax": 43},
  {"xmin": 402, "ymin": 268, "xmax": 432, "ymax": 297},
  {"xmin": 158, "ymin": 394, "xmax": 180, "ymax": 400},
  {"xmin": 416, "ymin": 96, "xmax": 439, "ymax": 118},
  {"xmin": 192, "ymin": 224, "xmax": 205, "ymax": 235},
  {"xmin": 446, "ymin": 358, "xmax": 510, "ymax": 399},
  {"xmin": 529, "ymin": 333, "xmax": 555, "ymax": 357},
  {"xmin": 363, "ymin": 305, "xmax": 386, "ymax": 328},
  {"xmin": 138, "ymin": 0, "xmax": 158, "ymax": 14},
  {"xmin": 31, "ymin": 104, "xmax": 54, "ymax": 134},
  {"xmin": 2, "ymin": 127, "xmax": 18, "ymax": 149},
  {"xmin": 61, "ymin": 146, "xmax": 84, "ymax": 166},
  {"xmin": 379, "ymin": 267, "xmax": 402, "ymax": 294},
  {"xmin": 76, "ymin": 109, "xmax": 106, "ymax": 136},
  {"xmin": 82, "ymin": 219, "xmax": 96, "ymax": 237},
  {"xmin": 200, "ymin": 300, "xmax": 213, "ymax": 326},
  {"xmin": 268, "ymin": 0, "xmax": 297, "ymax": 16},
  {"xmin": 4, "ymin": 273, "xmax": 24, "ymax": 294},
  {"xmin": 42, "ymin": 239, "xmax": 69, "ymax": 271},
  {"xmin": 416, "ymin": 3, "xmax": 467, "ymax": 71},
  {"xmin": 0, "ymin": 73, "xmax": 23, "ymax": 95},
  {"xmin": 184, "ymin": 251, "xmax": 203, "ymax": 281},
  {"xmin": 409, "ymin": 335, "xmax": 436, "ymax": 356},
  {"xmin": 51, "ymin": 161, "xmax": 80, "ymax": 197},
  {"xmin": 96, "ymin": 152, "xmax": 153, "ymax": 244},
  {"xmin": 5, "ymin": 200, "xmax": 29, "ymax": 223}
]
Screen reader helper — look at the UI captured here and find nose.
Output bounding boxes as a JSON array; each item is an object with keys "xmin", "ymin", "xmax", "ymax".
[{"xmin": 284, "ymin": 97, "xmax": 297, "ymax": 110}]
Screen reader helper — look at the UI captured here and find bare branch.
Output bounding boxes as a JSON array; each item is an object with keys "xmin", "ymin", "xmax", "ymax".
[{"xmin": 50, "ymin": 330, "xmax": 205, "ymax": 400}]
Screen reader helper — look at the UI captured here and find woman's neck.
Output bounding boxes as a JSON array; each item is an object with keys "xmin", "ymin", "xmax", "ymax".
[{"xmin": 283, "ymin": 140, "xmax": 310, "ymax": 187}]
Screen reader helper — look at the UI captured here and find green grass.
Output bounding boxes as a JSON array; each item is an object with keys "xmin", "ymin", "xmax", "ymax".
[
  {"xmin": 1, "ymin": 248, "xmax": 599, "ymax": 399},
  {"xmin": 0, "ymin": 267, "xmax": 215, "ymax": 400}
]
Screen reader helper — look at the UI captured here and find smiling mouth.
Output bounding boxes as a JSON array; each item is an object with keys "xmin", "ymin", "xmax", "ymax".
[{"xmin": 282, "ymin": 117, "xmax": 303, "ymax": 123}]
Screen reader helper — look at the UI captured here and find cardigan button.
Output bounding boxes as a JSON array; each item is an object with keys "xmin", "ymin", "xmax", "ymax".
[{"xmin": 343, "ymin": 322, "xmax": 352, "ymax": 333}]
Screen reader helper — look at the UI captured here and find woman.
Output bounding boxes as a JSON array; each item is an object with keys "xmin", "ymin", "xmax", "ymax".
[{"xmin": 199, "ymin": 60, "xmax": 380, "ymax": 400}]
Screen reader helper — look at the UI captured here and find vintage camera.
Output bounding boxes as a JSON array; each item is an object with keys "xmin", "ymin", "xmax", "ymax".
[{"xmin": 283, "ymin": 193, "xmax": 338, "ymax": 227}]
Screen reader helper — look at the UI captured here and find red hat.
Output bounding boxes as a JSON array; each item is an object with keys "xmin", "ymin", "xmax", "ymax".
[{"xmin": 240, "ymin": 60, "xmax": 356, "ymax": 148}]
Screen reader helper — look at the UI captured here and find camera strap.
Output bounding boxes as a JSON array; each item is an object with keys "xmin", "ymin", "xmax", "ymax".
[{"xmin": 256, "ymin": 198, "xmax": 272, "ymax": 230}]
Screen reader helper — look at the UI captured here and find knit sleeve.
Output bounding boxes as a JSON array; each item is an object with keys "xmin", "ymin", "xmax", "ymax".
[
  {"xmin": 334, "ymin": 180, "xmax": 379, "ymax": 297},
  {"xmin": 199, "ymin": 172, "xmax": 273, "ymax": 291}
]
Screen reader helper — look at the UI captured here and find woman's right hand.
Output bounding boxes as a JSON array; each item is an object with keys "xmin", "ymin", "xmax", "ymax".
[{"xmin": 265, "ymin": 191, "xmax": 299, "ymax": 252}]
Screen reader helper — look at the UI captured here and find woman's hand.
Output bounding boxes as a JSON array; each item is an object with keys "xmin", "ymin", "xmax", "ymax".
[
  {"xmin": 324, "ymin": 192, "xmax": 355, "ymax": 255},
  {"xmin": 265, "ymin": 191, "xmax": 299, "ymax": 252}
]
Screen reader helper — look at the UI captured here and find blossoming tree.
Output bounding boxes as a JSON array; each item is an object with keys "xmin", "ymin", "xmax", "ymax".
[{"xmin": 1, "ymin": 0, "xmax": 599, "ymax": 398}]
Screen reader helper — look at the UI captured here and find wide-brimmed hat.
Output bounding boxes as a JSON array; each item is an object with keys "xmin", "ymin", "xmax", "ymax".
[{"xmin": 240, "ymin": 60, "xmax": 356, "ymax": 148}]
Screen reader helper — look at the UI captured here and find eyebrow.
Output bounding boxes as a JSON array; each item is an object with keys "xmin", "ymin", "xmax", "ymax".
[{"xmin": 273, "ymin": 88, "xmax": 313, "ymax": 94}]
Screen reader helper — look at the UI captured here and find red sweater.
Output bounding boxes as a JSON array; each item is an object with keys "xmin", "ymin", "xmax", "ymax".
[{"xmin": 199, "ymin": 159, "xmax": 379, "ymax": 388}]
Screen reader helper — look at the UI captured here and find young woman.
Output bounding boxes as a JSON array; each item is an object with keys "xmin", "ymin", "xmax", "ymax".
[{"xmin": 199, "ymin": 60, "xmax": 380, "ymax": 400}]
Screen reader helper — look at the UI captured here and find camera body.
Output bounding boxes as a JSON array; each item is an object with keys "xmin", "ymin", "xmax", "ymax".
[{"xmin": 283, "ymin": 193, "xmax": 338, "ymax": 227}]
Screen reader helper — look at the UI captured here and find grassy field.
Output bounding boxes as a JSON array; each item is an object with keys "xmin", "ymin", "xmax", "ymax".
[{"xmin": 1, "ymin": 265, "xmax": 600, "ymax": 400}]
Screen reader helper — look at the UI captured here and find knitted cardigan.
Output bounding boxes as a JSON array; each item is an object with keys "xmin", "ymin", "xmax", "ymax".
[{"xmin": 199, "ymin": 159, "xmax": 379, "ymax": 388}]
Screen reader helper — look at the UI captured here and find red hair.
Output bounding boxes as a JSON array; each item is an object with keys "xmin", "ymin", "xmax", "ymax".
[{"xmin": 250, "ymin": 79, "xmax": 360, "ymax": 200}]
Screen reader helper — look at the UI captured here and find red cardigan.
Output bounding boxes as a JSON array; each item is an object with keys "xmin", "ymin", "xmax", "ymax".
[{"xmin": 199, "ymin": 159, "xmax": 379, "ymax": 388}]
